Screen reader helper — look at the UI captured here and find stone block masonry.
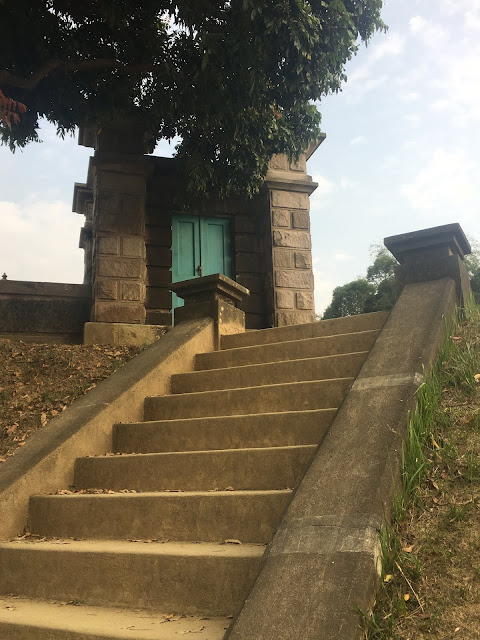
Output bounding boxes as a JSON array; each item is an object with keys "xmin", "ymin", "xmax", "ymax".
[
  {"xmin": 91, "ymin": 157, "xmax": 151, "ymax": 324},
  {"xmin": 264, "ymin": 149, "xmax": 319, "ymax": 326},
  {"xmin": 267, "ymin": 191, "xmax": 316, "ymax": 325}
]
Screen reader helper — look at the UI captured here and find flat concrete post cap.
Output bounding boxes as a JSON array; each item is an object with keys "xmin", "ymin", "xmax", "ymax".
[
  {"xmin": 170, "ymin": 273, "xmax": 250, "ymax": 304},
  {"xmin": 384, "ymin": 223, "xmax": 471, "ymax": 264}
]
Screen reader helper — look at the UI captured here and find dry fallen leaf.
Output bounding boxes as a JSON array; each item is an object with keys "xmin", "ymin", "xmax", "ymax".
[
  {"xmin": 402, "ymin": 545, "xmax": 414, "ymax": 553},
  {"xmin": 474, "ymin": 374, "xmax": 480, "ymax": 383},
  {"xmin": 404, "ymin": 593, "xmax": 410, "ymax": 602},
  {"xmin": 384, "ymin": 574, "xmax": 394, "ymax": 583},
  {"xmin": 40, "ymin": 412, "xmax": 47, "ymax": 427},
  {"xmin": 224, "ymin": 539, "xmax": 242, "ymax": 545}
]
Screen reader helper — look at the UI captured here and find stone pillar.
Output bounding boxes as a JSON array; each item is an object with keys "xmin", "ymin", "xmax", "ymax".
[
  {"xmin": 384, "ymin": 223, "xmax": 472, "ymax": 305},
  {"xmin": 91, "ymin": 154, "xmax": 150, "ymax": 324},
  {"xmin": 266, "ymin": 153, "xmax": 319, "ymax": 326},
  {"xmin": 171, "ymin": 274, "xmax": 250, "ymax": 348},
  {"xmin": 73, "ymin": 181, "xmax": 94, "ymax": 286}
]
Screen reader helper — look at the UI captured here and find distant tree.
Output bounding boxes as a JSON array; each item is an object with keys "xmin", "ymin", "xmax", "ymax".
[
  {"xmin": 323, "ymin": 246, "xmax": 398, "ymax": 319},
  {"xmin": 323, "ymin": 279, "xmax": 376, "ymax": 319},
  {"xmin": 322, "ymin": 240, "xmax": 480, "ymax": 319},
  {"xmin": 0, "ymin": 0, "xmax": 386, "ymax": 200},
  {"xmin": 465, "ymin": 238, "xmax": 480, "ymax": 304}
]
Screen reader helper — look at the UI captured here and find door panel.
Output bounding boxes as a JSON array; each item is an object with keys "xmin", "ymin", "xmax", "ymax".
[
  {"xmin": 171, "ymin": 215, "xmax": 233, "ymax": 313},
  {"xmin": 171, "ymin": 216, "xmax": 201, "ymax": 310},
  {"xmin": 200, "ymin": 218, "xmax": 233, "ymax": 279}
]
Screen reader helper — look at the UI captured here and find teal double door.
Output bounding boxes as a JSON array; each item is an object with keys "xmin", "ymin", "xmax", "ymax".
[{"xmin": 171, "ymin": 215, "xmax": 233, "ymax": 310}]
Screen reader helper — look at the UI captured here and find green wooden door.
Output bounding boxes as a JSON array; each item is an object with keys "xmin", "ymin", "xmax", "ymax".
[{"xmin": 171, "ymin": 215, "xmax": 233, "ymax": 311}]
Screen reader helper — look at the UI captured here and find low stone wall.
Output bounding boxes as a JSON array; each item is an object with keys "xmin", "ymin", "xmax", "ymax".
[{"xmin": 0, "ymin": 280, "xmax": 91, "ymax": 343}]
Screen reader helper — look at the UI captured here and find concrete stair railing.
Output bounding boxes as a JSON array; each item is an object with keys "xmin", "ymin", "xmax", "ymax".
[{"xmin": 0, "ymin": 311, "xmax": 389, "ymax": 640}]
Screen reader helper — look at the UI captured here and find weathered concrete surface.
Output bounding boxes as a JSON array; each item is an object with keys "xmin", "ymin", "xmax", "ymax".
[
  {"xmin": 226, "ymin": 278, "xmax": 457, "ymax": 640},
  {"xmin": 0, "ymin": 318, "xmax": 214, "ymax": 539},
  {"xmin": 28, "ymin": 490, "xmax": 292, "ymax": 543},
  {"xmin": 0, "ymin": 539, "xmax": 263, "ymax": 615},
  {"xmin": 0, "ymin": 596, "xmax": 229, "ymax": 640},
  {"xmin": 73, "ymin": 445, "xmax": 317, "ymax": 492},
  {"xmin": 197, "ymin": 330, "xmax": 380, "ymax": 369},
  {"xmin": 144, "ymin": 378, "xmax": 353, "ymax": 420},
  {"xmin": 83, "ymin": 321, "xmax": 168, "ymax": 346},
  {"xmin": 113, "ymin": 409, "xmax": 337, "ymax": 453},
  {"xmin": 385, "ymin": 223, "xmax": 472, "ymax": 304},
  {"xmin": 171, "ymin": 352, "xmax": 368, "ymax": 393},
  {"xmin": 221, "ymin": 311, "xmax": 389, "ymax": 349}
]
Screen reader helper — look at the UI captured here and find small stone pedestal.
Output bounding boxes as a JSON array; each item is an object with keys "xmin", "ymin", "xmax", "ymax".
[
  {"xmin": 171, "ymin": 274, "xmax": 250, "ymax": 348},
  {"xmin": 385, "ymin": 223, "xmax": 472, "ymax": 305}
]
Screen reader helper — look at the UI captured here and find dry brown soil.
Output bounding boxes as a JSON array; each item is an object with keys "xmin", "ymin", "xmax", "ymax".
[{"xmin": 0, "ymin": 339, "xmax": 141, "ymax": 461}]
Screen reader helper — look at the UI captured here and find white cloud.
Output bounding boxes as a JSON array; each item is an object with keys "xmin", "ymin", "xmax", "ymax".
[
  {"xmin": 333, "ymin": 253, "xmax": 354, "ymax": 262},
  {"xmin": 430, "ymin": 45, "xmax": 480, "ymax": 126},
  {"xmin": 349, "ymin": 135, "xmax": 367, "ymax": 146},
  {"xmin": 344, "ymin": 33, "xmax": 404, "ymax": 101},
  {"xmin": 441, "ymin": 0, "xmax": 480, "ymax": 16},
  {"xmin": 0, "ymin": 199, "xmax": 85, "ymax": 283},
  {"xmin": 401, "ymin": 92, "xmax": 421, "ymax": 103},
  {"xmin": 370, "ymin": 32, "xmax": 406, "ymax": 61},
  {"xmin": 403, "ymin": 113, "xmax": 421, "ymax": 125},
  {"xmin": 312, "ymin": 175, "xmax": 335, "ymax": 197},
  {"xmin": 313, "ymin": 266, "xmax": 336, "ymax": 315},
  {"xmin": 401, "ymin": 148, "xmax": 478, "ymax": 216},
  {"xmin": 339, "ymin": 177, "xmax": 360, "ymax": 190},
  {"xmin": 409, "ymin": 16, "xmax": 448, "ymax": 48}
]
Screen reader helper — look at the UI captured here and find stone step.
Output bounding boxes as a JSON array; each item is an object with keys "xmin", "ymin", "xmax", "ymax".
[
  {"xmin": 171, "ymin": 352, "xmax": 367, "ymax": 393},
  {"xmin": 221, "ymin": 311, "xmax": 389, "ymax": 349},
  {"xmin": 145, "ymin": 378, "xmax": 352, "ymax": 420},
  {"xmin": 73, "ymin": 445, "xmax": 316, "ymax": 492},
  {"xmin": 113, "ymin": 409, "xmax": 336, "ymax": 454},
  {"xmin": 28, "ymin": 490, "xmax": 292, "ymax": 543},
  {"xmin": 0, "ymin": 540, "xmax": 264, "ymax": 616},
  {"xmin": 196, "ymin": 331, "xmax": 380, "ymax": 370},
  {"xmin": 0, "ymin": 596, "xmax": 229, "ymax": 640}
]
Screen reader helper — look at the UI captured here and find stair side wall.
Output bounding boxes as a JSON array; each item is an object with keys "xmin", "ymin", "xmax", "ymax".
[
  {"xmin": 226, "ymin": 277, "xmax": 457, "ymax": 640},
  {"xmin": 0, "ymin": 318, "xmax": 214, "ymax": 540}
]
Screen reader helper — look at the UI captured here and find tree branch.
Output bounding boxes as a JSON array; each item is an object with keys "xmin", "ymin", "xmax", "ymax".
[{"xmin": 0, "ymin": 59, "xmax": 163, "ymax": 91}]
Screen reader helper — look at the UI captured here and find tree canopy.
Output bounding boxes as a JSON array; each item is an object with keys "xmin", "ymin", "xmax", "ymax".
[
  {"xmin": 0, "ymin": 0, "xmax": 385, "ymax": 199},
  {"xmin": 323, "ymin": 246, "xmax": 397, "ymax": 319},
  {"xmin": 323, "ymin": 241, "xmax": 480, "ymax": 319}
]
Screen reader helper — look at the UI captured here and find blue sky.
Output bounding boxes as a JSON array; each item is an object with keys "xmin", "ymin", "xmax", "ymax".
[{"xmin": 1, "ymin": 0, "xmax": 479, "ymax": 314}]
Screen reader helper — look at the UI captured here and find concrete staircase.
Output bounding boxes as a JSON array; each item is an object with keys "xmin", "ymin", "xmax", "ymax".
[{"xmin": 0, "ymin": 312, "xmax": 388, "ymax": 639}]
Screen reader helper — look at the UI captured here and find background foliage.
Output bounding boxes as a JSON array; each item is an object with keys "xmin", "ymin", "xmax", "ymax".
[
  {"xmin": 0, "ymin": 0, "xmax": 385, "ymax": 199},
  {"xmin": 323, "ymin": 241, "xmax": 480, "ymax": 319}
]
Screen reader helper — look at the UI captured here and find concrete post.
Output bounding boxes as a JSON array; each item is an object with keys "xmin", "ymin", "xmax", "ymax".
[
  {"xmin": 171, "ymin": 274, "xmax": 250, "ymax": 348},
  {"xmin": 385, "ymin": 223, "xmax": 472, "ymax": 305}
]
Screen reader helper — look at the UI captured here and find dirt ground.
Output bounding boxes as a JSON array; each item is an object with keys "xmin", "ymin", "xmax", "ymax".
[
  {"xmin": 389, "ymin": 389, "xmax": 480, "ymax": 640},
  {"xmin": 0, "ymin": 339, "xmax": 141, "ymax": 461},
  {"xmin": 367, "ymin": 311, "xmax": 480, "ymax": 640}
]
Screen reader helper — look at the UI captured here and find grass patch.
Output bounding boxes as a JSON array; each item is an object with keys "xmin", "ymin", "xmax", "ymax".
[{"xmin": 363, "ymin": 303, "xmax": 480, "ymax": 639}]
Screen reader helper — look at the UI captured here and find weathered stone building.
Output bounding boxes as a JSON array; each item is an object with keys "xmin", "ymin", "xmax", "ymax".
[
  {"xmin": 74, "ymin": 126, "xmax": 324, "ymax": 332},
  {"xmin": 0, "ymin": 127, "xmax": 324, "ymax": 342}
]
